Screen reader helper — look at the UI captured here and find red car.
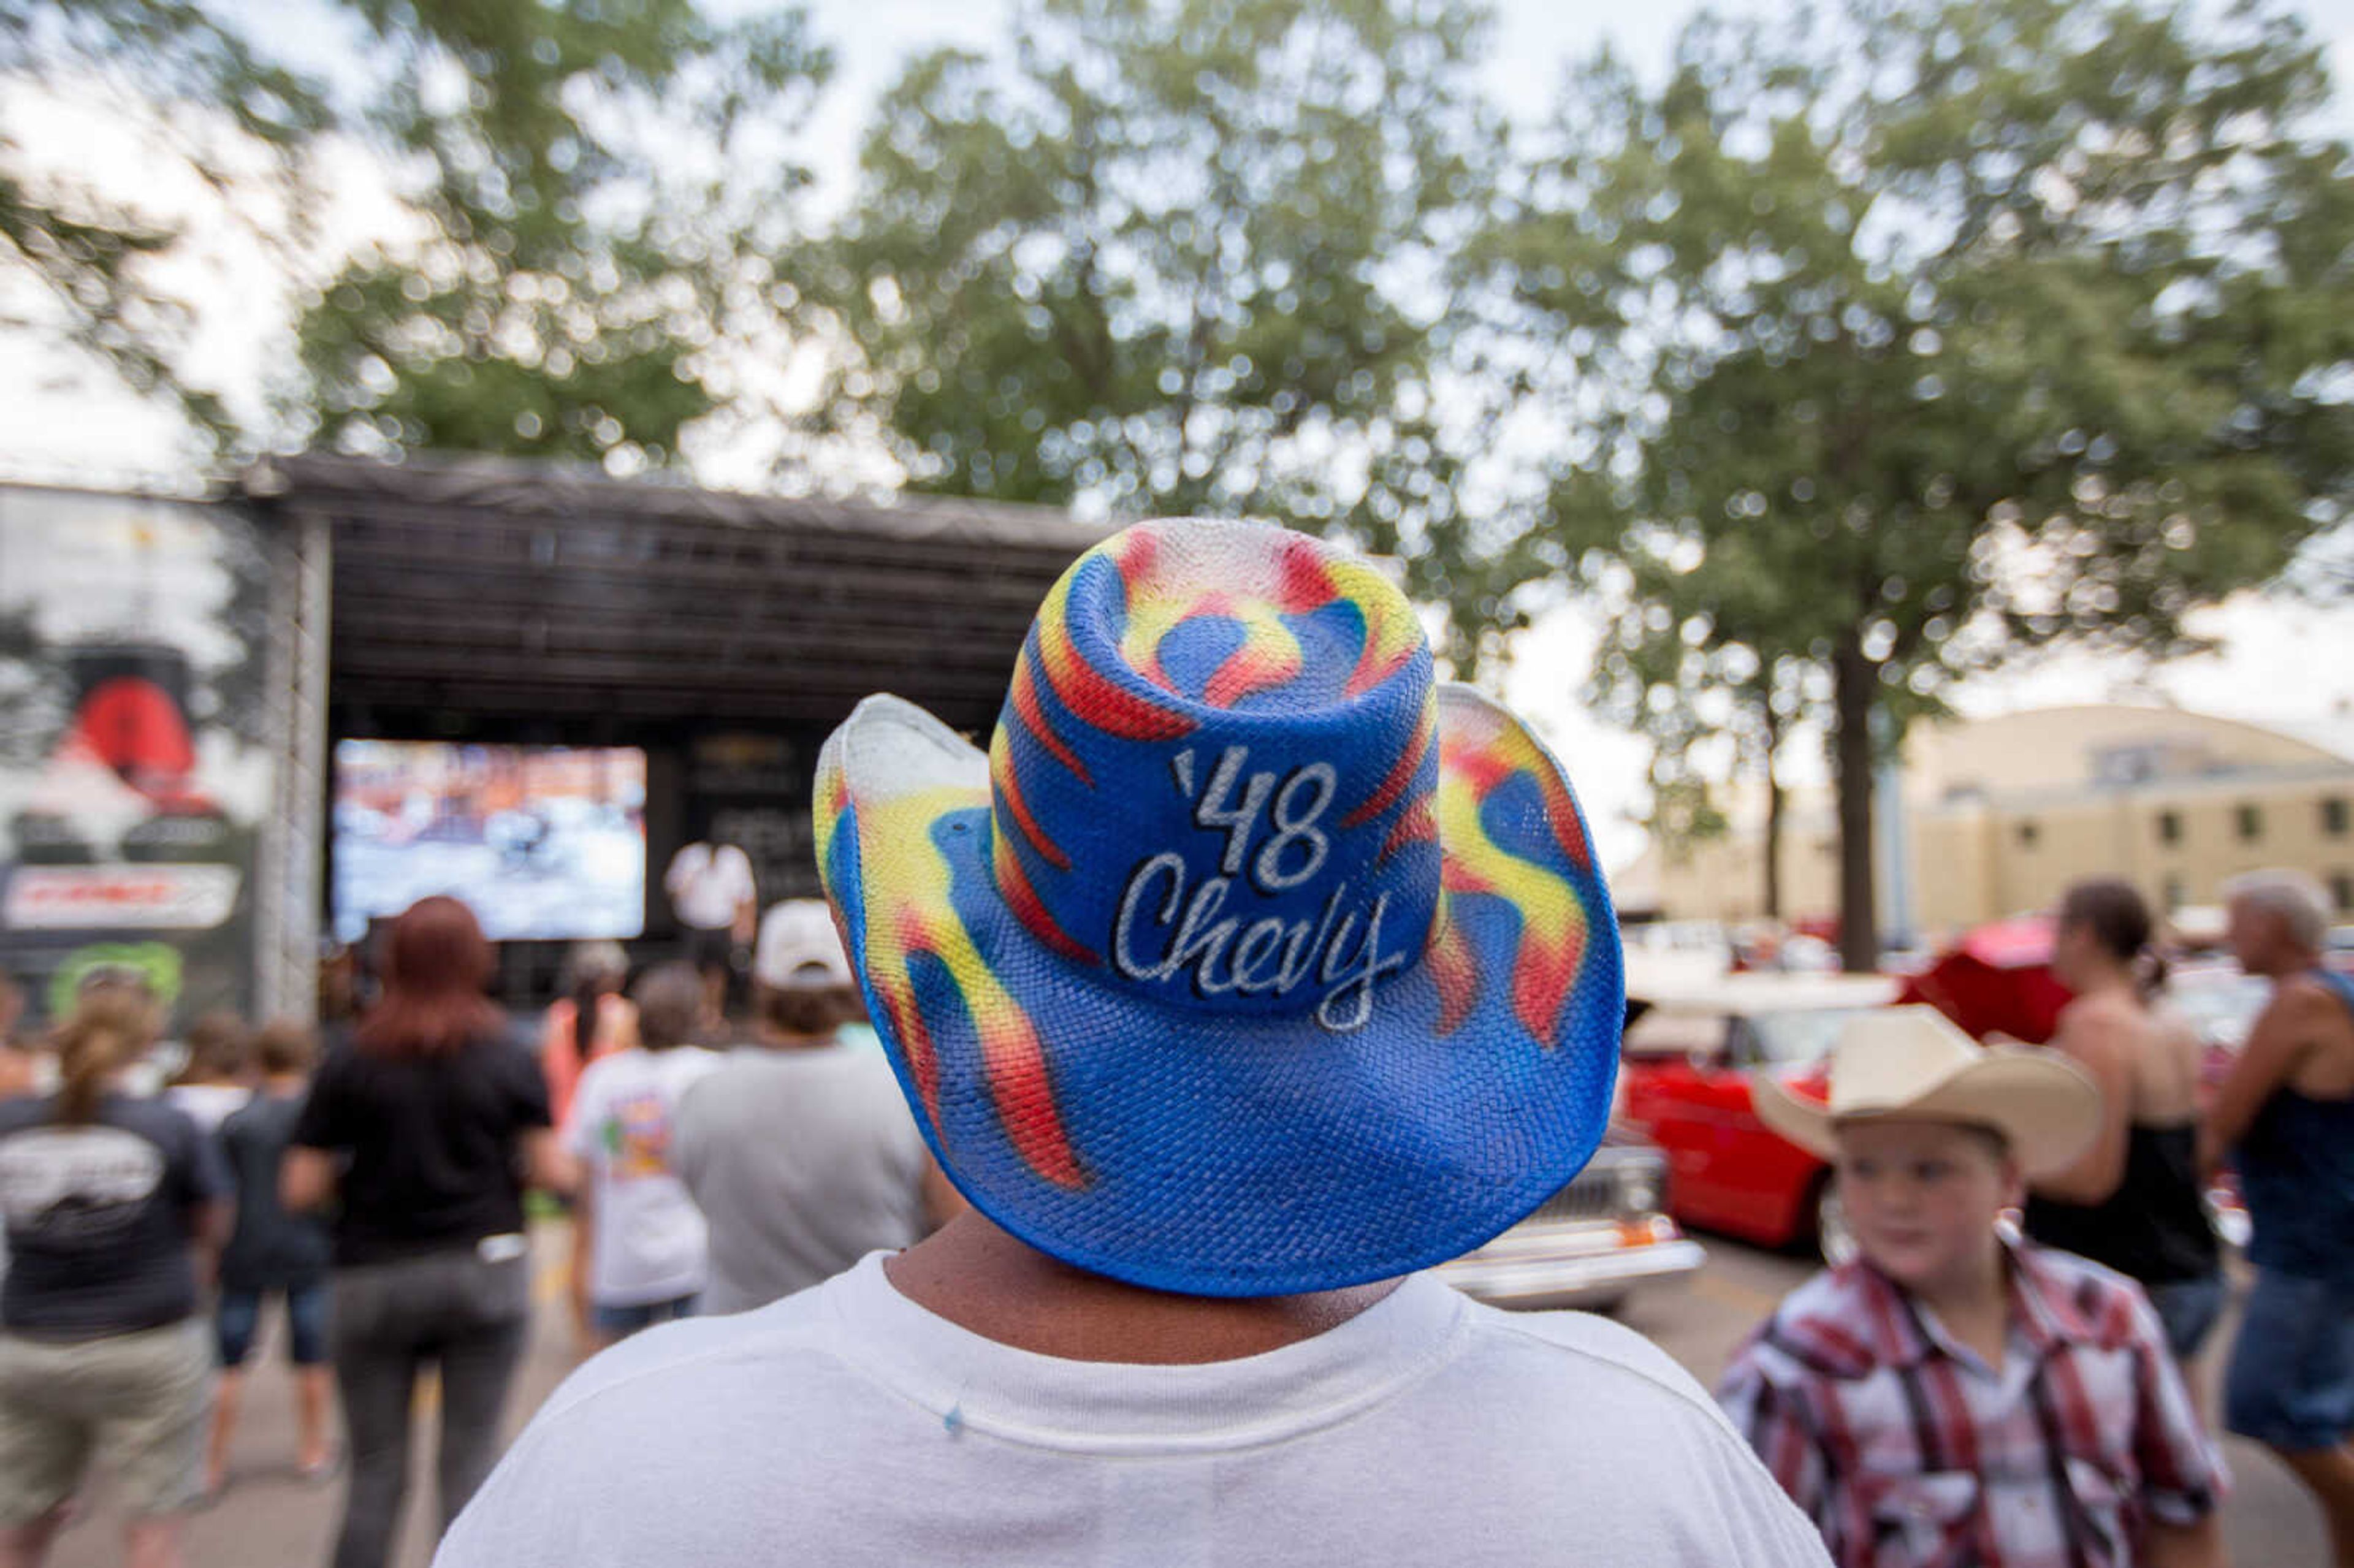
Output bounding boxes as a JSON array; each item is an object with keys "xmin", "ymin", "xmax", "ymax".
[
  {"xmin": 1616, "ymin": 975, "xmax": 1900, "ymax": 1250},
  {"xmin": 1892, "ymin": 916, "xmax": 2071, "ymax": 1045}
]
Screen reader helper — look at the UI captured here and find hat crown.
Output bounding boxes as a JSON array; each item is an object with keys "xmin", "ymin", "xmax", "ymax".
[
  {"xmin": 1826, "ymin": 1007, "xmax": 1987, "ymax": 1114},
  {"xmin": 986, "ymin": 519, "xmax": 1441, "ymax": 1029}
]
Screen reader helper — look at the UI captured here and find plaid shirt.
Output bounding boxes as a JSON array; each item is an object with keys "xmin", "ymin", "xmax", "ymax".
[{"xmin": 1716, "ymin": 1241, "xmax": 2225, "ymax": 1568}]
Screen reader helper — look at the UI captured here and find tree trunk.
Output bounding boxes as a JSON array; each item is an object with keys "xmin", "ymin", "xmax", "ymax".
[
  {"xmin": 1833, "ymin": 635, "xmax": 1880, "ymax": 973},
  {"xmin": 1761, "ymin": 706, "xmax": 1785, "ymax": 922}
]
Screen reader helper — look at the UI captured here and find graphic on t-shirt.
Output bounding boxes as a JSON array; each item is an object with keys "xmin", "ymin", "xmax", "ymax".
[
  {"xmin": 0, "ymin": 1125, "xmax": 166, "ymax": 1244},
  {"xmin": 601, "ymin": 1092, "xmax": 674, "ymax": 1181}
]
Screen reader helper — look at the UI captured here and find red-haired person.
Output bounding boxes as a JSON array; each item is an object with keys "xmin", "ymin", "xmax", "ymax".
[
  {"xmin": 284, "ymin": 897, "xmax": 569, "ymax": 1568},
  {"xmin": 0, "ymin": 980, "xmax": 230, "ymax": 1568}
]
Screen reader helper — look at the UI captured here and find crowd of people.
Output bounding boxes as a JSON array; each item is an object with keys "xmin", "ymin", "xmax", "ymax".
[
  {"xmin": 0, "ymin": 888, "xmax": 945, "ymax": 1568},
  {"xmin": 0, "ymin": 519, "xmax": 2347, "ymax": 1568}
]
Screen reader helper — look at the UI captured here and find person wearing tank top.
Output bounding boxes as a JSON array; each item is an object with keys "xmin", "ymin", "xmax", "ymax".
[
  {"xmin": 2024, "ymin": 880, "xmax": 2223, "ymax": 1360},
  {"xmin": 2204, "ymin": 870, "xmax": 2354, "ymax": 1568}
]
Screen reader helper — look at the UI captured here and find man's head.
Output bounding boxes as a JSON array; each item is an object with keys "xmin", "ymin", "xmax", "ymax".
[
  {"xmin": 253, "ymin": 1019, "xmax": 318, "ymax": 1079},
  {"xmin": 2223, "ymin": 869, "xmax": 2331, "ymax": 976},
  {"xmin": 631, "ymin": 962, "xmax": 705, "ymax": 1052},
  {"xmin": 812, "ymin": 517, "xmax": 1625, "ymax": 1296},
  {"xmin": 1832, "ymin": 1117, "xmax": 2019, "ymax": 1296},
  {"xmin": 176, "ymin": 1010, "xmax": 251, "ymax": 1086},
  {"xmin": 751, "ymin": 900, "xmax": 860, "ymax": 1043}
]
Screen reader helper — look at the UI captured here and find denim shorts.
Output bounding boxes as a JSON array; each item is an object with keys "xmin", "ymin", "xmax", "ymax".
[
  {"xmin": 2225, "ymin": 1268, "xmax": 2354, "ymax": 1451},
  {"xmin": 2147, "ymin": 1274, "xmax": 2228, "ymax": 1363},
  {"xmin": 216, "ymin": 1281, "xmax": 331, "ymax": 1368},
  {"xmin": 591, "ymin": 1293, "xmax": 699, "ymax": 1339}
]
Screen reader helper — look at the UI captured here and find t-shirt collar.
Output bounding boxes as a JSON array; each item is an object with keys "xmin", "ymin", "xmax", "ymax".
[{"xmin": 822, "ymin": 1252, "xmax": 1471, "ymax": 1455}]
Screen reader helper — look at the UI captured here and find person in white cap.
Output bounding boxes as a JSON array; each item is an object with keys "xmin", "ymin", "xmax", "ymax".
[
  {"xmin": 1720, "ymin": 1006, "xmax": 2226, "ymax": 1568},
  {"xmin": 667, "ymin": 900, "xmax": 958, "ymax": 1314}
]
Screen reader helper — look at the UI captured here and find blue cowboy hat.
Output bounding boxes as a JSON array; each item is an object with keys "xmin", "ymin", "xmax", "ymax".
[{"xmin": 815, "ymin": 517, "xmax": 1623, "ymax": 1296}]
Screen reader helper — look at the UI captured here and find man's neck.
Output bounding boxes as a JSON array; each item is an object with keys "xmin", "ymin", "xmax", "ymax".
[
  {"xmin": 2252, "ymin": 946, "xmax": 2322, "ymax": 980},
  {"xmin": 753, "ymin": 1027, "xmax": 838, "ymax": 1052},
  {"xmin": 884, "ymin": 1211, "xmax": 1402, "ymax": 1365}
]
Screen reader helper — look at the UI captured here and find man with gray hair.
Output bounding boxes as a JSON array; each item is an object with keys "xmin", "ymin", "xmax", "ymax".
[{"xmin": 2204, "ymin": 869, "xmax": 2354, "ymax": 1566}]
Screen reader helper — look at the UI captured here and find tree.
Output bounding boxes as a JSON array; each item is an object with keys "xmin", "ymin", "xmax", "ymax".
[
  {"xmin": 0, "ymin": 0, "xmax": 332, "ymax": 455},
  {"xmin": 819, "ymin": 0, "xmax": 1508, "ymax": 616},
  {"xmin": 2, "ymin": 1, "xmax": 834, "ymax": 474},
  {"xmin": 1479, "ymin": 0, "xmax": 2354, "ymax": 970},
  {"xmin": 292, "ymin": 2, "xmax": 832, "ymax": 471},
  {"xmin": 1575, "ymin": 504, "xmax": 1817, "ymax": 919}
]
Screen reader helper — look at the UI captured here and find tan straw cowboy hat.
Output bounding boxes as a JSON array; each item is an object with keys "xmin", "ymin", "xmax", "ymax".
[{"xmin": 1753, "ymin": 1005, "xmax": 2101, "ymax": 1179}]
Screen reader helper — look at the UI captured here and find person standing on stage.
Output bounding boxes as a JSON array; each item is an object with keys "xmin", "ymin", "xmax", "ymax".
[{"xmin": 663, "ymin": 840, "xmax": 756, "ymax": 1026}]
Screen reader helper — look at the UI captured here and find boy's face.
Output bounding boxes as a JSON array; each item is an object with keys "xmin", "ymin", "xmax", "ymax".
[{"xmin": 1834, "ymin": 1118, "xmax": 2019, "ymax": 1296}]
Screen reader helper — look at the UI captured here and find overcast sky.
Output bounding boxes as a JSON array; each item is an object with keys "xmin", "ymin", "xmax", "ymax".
[{"xmin": 4, "ymin": 0, "xmax": 2352, "ymax": 870}]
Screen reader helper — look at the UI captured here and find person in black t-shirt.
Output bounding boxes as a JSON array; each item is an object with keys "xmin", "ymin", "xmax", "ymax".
[
  {"xmin": 207, "ymin": 1019, "xmax": 336, "ymax": 1494},
  {"xmin": 286, "ymin": 897, "xmax": 569, "ymax": 1568},
  {"xmin": 0, "ymin": 978, "xmax": 230, "ymax": 1568}
]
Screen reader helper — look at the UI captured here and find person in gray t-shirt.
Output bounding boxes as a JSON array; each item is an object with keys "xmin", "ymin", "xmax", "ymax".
[{"xmin": 672, "ymin": 901, "xmax": 958, "ymax": 1312}]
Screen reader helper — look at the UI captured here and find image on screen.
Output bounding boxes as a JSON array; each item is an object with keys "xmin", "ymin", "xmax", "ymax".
[{"xmin": 332, "ymin": 742, "xmax": 647, "ymax": 942}]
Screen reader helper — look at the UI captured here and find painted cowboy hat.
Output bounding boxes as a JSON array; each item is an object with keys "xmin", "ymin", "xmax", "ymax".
[
  {"xmin": 1753, "ymin": 1006, "xmax": 2100, "ymax": 1179},
  {"xmin": 813, "ymin": 518, "xmax": 1623, "ymax": 1296}
]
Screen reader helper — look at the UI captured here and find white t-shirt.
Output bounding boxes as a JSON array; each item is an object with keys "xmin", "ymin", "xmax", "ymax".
[
  {"xmin": 562, "ymin": 1046, "xmax": 724, "ymax": 1307},
  {"xmin": 671, "ymin": 1043, "xmax": 929, "ymax": 1313},
  {"xmin": 436, "ymin": 1256, "xmax": 1832, "ymax": 1568},
  {"xmin": 664, "ymin": 843, "xmax": 755, "ymax": 931},
  {"xmin": 166, "ymin": 1083, "xmax": 252, "ymax": 1134}
]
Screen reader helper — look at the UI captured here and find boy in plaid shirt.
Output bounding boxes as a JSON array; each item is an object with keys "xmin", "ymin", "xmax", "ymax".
[{"xmin": 1719, "ymin": 1008, "xmax": 2226, "ymax": 1568}]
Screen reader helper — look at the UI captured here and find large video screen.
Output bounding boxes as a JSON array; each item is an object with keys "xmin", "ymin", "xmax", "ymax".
[{"xmin": 332, "ymin": 742, "xmax": 647, "ymax": 942}]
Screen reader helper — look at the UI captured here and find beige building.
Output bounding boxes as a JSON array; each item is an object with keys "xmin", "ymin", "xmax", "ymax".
[{"xmin": 1621, "ymin": 705, "xmax": 2354, "ymax": 941}]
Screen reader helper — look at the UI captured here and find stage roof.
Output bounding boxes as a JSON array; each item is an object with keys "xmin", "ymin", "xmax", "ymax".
[{"xmin": 243, "ymin": 454, "xmax": 1109, "ymax": 734}]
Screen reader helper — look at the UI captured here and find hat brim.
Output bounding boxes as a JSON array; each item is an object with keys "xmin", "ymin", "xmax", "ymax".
[
  {"xmin": 1753, "ymin": 1050, "xmax": 2101, "ymax": 1179},
  {"xmin": 813, "ymin": 687, "xmax": 1624, "ymax": 1297}
]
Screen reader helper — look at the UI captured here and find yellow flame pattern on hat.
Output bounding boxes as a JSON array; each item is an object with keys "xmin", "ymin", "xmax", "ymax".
[{"xmin": 815, "ymin": 763, "xmax": 1085, "ymax": 1190}]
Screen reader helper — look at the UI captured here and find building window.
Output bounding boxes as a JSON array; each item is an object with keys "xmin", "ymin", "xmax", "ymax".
[
  {"xmin": 2163, "ymin": 875, "xmax": 2186, "ymax": 911},
  {"xmin": 2334, "ymin": 873, "xmax": 2354, "ymax": 915},
  {"xmin": 2016, "ymin": 820, "xmax": 2039, "ymax": 848},
  {"xmin": 2157, "ymin": 810, "xmax": 2181, "ymax": 846},
  {"xmin": 2237, "ymin": 804, "xmax": 2263, "ymax": 842},
  {"xmin": 2327, "ymin": 797, "xmax": 2350, "ymax": 837}
]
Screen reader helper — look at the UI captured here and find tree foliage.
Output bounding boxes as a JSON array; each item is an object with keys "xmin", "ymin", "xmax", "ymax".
[
  {"xmin": 1, "ymin": 0, "xmax": 833, "ymax": 471},
  {"xmin": 294, "ymin": 1, "xmax": 832, "ymax": 469},
  {"xmin": 820, "ymin": 0, "xmax": 1508, "ymax": 631},
  {"xmin": 1479, "ymin": 0, "xmax": 2354, "ymax": 966},
  {"xmin": 0, "ymin": 0, "xmax": 332, "ymax": 450}
]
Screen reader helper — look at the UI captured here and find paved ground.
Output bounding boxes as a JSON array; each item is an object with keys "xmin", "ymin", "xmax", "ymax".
[{"xmin": 44, "ymin": 1225, "xmax": 2335, "ymax": 1566}]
